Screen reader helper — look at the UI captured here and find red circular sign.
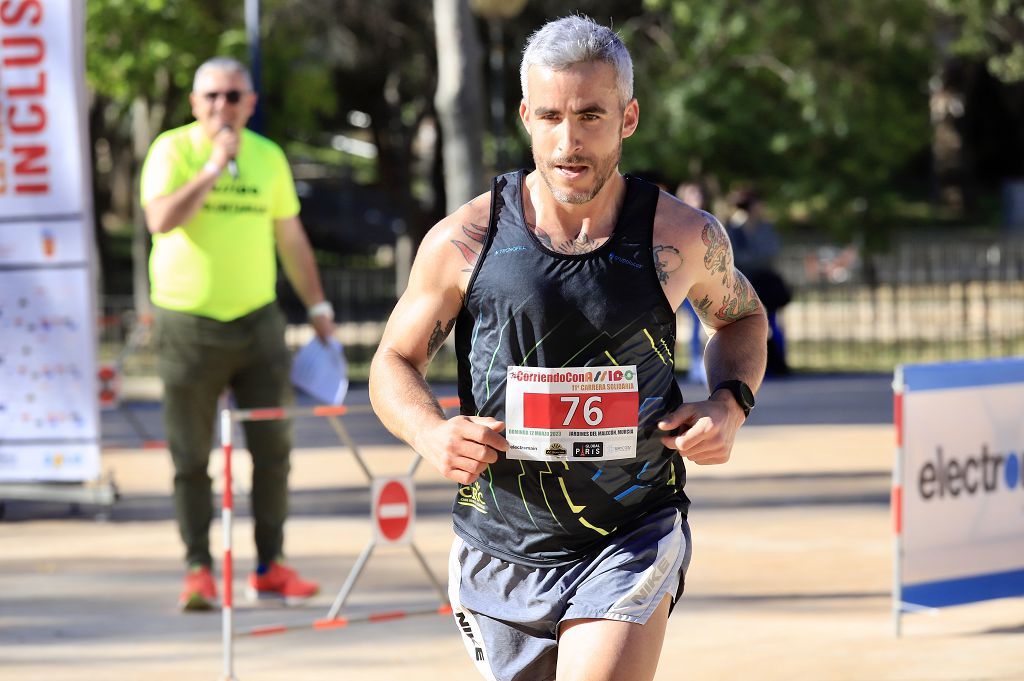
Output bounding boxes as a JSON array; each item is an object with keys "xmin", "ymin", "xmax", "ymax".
[
  {"xmin": 97, "ymin": 364, "xmax": 120, "ymax": 408},
  {"xmin": 375, "ymin": 479, "xmax": 411, "ymax": 542}
]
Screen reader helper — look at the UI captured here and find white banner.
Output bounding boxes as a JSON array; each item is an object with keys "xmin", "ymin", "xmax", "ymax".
[
  {"xmin": 0, "ymin": 1, "xmax": 98, "ymax": 482},
  {"xmin": 895, "ymin": 358, "xmax": 1024, "ymax": 610},
  {"xmin": 0, "ymin": 218, "xmax": 88, "ymax": 265}
]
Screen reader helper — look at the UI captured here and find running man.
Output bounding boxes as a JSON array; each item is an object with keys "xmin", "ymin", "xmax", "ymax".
[{"xmin": 369, "ymin": 15, "xmax": 767, "ymax": 681}]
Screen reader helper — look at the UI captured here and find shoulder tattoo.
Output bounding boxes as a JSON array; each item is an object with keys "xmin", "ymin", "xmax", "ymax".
[
  {"xmin": 653, "ymin": 244, "xmax": 683, "ymax": 284},
  {"xmin": 427, "ymin": 317, "xmax": 457, "ymax": 358},
  {"xmin": 451, "ymin": 223, "xmax": 487, "ymax": 272},
  {"xmin": 701, "ymin": 218, "xmax": 731, "ymax": 279}
]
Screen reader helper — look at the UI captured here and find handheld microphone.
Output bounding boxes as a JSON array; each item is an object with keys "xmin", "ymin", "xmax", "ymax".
[{"xmin": 221, "ymin": 125, "xmax": 238, "ymax": 179}]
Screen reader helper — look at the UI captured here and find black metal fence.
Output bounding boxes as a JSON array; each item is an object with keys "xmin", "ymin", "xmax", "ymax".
[
  {"xmin": 100, "ymin": 234, "xmax": 1024, "ymax": 377},
  {"xmin": 771, "ymin": 235, "xmax": 1024, "ymax": 371}
]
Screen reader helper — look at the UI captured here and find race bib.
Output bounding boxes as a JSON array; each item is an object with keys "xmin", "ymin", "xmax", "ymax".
[{"xmin": 504, "ymin": 365, "xmax": 639, "ymax": 461}]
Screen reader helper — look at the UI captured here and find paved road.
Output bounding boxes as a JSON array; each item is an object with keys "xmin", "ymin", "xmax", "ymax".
[
  {"xmin": 98, "ymin": 372, "xmax": 895, "ymax": 450},
  {"xmin": 5, "ymin": 372, "xmax": 895, "ymax": 522},
  {"xmin": 2, "ymin": 372, "xmax": 1022, "ymax": 680}
]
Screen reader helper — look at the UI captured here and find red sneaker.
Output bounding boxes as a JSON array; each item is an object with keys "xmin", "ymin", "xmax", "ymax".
[
  {"xmin": 246, "ymin": 562, "xmax": 319, "ymax": 605},
  {"xmin": 179, "ymin": 565, "xmax": 218, "ymax": 612}
]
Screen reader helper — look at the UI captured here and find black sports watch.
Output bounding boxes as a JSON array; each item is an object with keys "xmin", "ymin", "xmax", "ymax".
[{"xmin": 711, "ymin": 380, "xmax": 755, "ymax": 418}]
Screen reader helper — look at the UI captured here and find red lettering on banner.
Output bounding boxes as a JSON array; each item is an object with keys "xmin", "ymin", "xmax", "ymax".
[
  {"xmin": 12, "ymin": 144, "xmax": 43, "ymax": 173},
  {"xmin": 6, "ymin": 69, "xmax": 44, "ymax": 97},
  {"xmin": 8, "ymin": 102, "xmax": 43, "ymax": 133},
  {"xmin": 0, "ymin": 0, "xmax": 50, "ymax": 197},
  {"xmin": 523, "ymin": 392, "xmax": 638, "ymax": 429},
  {"xmin": 12, "ymin": 145, "xmax": 45, "ymax": 193},
  {"xmin": 0, "ymin": 0, "xmax": 42, "ymax": 27},
  {"xmin": 1, "ymin": 35, "xmax": 42, "ymax": 66}
]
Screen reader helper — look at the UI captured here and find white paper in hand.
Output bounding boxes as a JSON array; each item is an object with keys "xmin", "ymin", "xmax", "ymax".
[{"xmin": 290, "ymin": 337, "xmax": 349, "ymax": 405}]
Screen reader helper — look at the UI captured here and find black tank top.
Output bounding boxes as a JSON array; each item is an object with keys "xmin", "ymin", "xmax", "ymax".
[{"xmin": 452, "ymin": 171, "xmax": 689, "ymax": 566}]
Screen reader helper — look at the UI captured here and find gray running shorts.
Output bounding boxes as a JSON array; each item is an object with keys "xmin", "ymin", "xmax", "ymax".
[{"xmin": 447, "ymin": 505, "xmax": 692, "ymax": 681}]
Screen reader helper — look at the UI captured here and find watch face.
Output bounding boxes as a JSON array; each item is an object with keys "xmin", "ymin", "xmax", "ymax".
[{"xmin": 715, "ymin": 380, "xmax": 754, "ymax": 415}]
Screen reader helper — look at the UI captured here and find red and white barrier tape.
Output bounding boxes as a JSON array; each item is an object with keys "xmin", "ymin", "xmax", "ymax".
[{"xmin": 242, "ymin": 603, "xmax": 454, "ymax": 637}]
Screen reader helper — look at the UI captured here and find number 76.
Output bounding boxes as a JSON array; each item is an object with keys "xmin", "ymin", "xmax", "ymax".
[{"xmin": 560, "ymin": 395, "xmax": 604, "ymax": 426}]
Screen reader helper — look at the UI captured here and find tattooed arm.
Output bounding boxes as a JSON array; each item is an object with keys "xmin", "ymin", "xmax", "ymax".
[
  {"xmin": 369, "ymin": 195, "xmax": 507, "ymax": 484},
  {"xmin": 651, "ymin": 195, "xmax": 768, "ymax": 465}
]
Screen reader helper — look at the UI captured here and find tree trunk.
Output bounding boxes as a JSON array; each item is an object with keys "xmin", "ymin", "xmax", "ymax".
[
  {"xmin": 930, "ymin": 26, "xmax": 972, "ymax": 215},
  {"xmin": 433, "ymin": 0, "xmax": 486, "ymax": 214}
]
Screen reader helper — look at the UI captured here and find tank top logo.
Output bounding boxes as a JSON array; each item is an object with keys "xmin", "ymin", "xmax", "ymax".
[
  {"xmin": 491, "ymin": 245, "xmax": 527, "ymax": 256},
  {"xmin": 608, "ymin": 252, "xmax": 643, "ymax": 270}
]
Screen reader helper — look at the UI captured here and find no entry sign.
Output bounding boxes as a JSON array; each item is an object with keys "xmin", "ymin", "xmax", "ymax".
[
  {"xmin": 97, "ymin": 364, "xmax": 121, "ymax": 410},
  {"xmin": 372, "ymin": 477, "xmax": 414, "ymax": 545}
]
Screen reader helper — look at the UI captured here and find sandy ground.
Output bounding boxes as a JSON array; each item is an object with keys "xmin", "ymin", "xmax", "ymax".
[{"xmin": 1, "ymin": 412, "xmax": 1023, "ymax": 680}]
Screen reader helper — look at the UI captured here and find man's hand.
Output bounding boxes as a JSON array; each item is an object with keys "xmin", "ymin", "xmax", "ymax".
[
  {"xmin": 414, "ymin": 416, "xmax": 507, "ymax": 484},
  {"xmin": 208, "ymin": 126, "xmax": 239, "ymax": 171},
  {"xmin": 657, "ymin": 396, "xmax": 746, "ymax": 465},
  {"xmin": 310, "ymin": 313, "xmax": 335, "ymax": 343}
]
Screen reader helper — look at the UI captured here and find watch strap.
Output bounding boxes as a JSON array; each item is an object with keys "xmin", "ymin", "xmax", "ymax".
[{"xmin": 711, "ymin": 380, "xmax": 754, "ymax": 417}]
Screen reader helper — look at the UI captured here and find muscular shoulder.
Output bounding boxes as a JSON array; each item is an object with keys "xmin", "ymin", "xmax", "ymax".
[
  {"xmin": 653, "ymin": 191, "xmax": 719, "ymax": 250},
  {"xmin": 413, "ymin": 191, "xmax": 493, "ymax": 290},
  {"xmin": 651, "ymin": 190, "xmax": 734, "ymax": 309}
]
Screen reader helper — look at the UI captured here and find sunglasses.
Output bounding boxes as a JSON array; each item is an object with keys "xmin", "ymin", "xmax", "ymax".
[{"xmin": 200, "ymin": 90, "xmax": 246, "ymax": 104}]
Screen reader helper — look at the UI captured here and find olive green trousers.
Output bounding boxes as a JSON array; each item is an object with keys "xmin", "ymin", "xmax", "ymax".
[{"xmin": 155, "ymin": 303, "xmax": 293, "ymax": 568}]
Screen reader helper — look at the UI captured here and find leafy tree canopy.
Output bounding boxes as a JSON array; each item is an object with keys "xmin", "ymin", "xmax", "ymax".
[
  {"xmin": 622, "ymin": 0, "xmax": 935, "ymax": 239},
  {"xmin": 933, "ymin": 0, "xmax": 1024, "ymax": 82}
]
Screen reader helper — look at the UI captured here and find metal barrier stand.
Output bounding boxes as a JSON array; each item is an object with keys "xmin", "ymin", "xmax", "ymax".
[
  {"xmin": 218, "ymin": 397, "xmax": 460, "ymax": 673},
  {"xmin": 322, "ymin": 451, "xmax": 447, "ymax": 622}
]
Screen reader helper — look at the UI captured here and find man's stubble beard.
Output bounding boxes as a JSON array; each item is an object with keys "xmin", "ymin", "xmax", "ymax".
[{"xmin": 535, "ymin": 138, "xmax": 623, "ymax": 206}]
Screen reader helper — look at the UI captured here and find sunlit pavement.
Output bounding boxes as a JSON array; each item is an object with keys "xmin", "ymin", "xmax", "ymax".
[{"xmin": 1, "ymin": 373, "xmax": 1021, "ymax": 680}]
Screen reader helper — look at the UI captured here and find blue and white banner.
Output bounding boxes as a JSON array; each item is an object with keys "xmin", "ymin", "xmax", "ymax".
[{"xmin": 895, "ymin": 358, "xmax": 1024, "ymax": 610}]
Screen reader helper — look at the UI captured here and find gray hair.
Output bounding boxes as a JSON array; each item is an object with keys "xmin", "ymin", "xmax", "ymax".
[
  {"xmin": 192, "ymin": 57, "xmax": 253, "ymax": 92},
  {"xmin": 520, "ymin": 15, "xmax": 633, "ymax": 107}
]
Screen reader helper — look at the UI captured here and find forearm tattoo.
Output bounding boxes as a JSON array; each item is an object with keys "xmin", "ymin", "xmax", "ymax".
[
  {"xmin": 528, "ymin": 222, "xmax": 601, "ymax": 255},
  {"xmin": 427, "ymin": 318, "xmax": 457, "ymax": 358},
  {"xmin": 653, "ymin": 244, "xmax": 683, "ymax": 284},
  {"xmin": 451, "ymin": 223, "xmax": 486, "ymax": 272}
]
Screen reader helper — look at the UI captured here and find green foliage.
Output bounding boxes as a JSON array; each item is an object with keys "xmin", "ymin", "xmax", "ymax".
[
  {"xmin": 283, "ymin": 140, "xmax": 377, "ymax": 184},
  {"xmin": 84, "ymin": 0, "xmax": 1014, "ymax": 249},
  {"xmin": 86, "ymin": 0, "xmax": 244, "ymax": 122},
  {"xmin": 86, "ymin": 0, "xmax": 340, "ymax": 141},
  {"xmin": 622, "ymin": 1, "xmax": 935, "ymax": 240},
  {"xmin": 932, "ymin": 0, "xmax": 1024, "ymax": 82}
]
